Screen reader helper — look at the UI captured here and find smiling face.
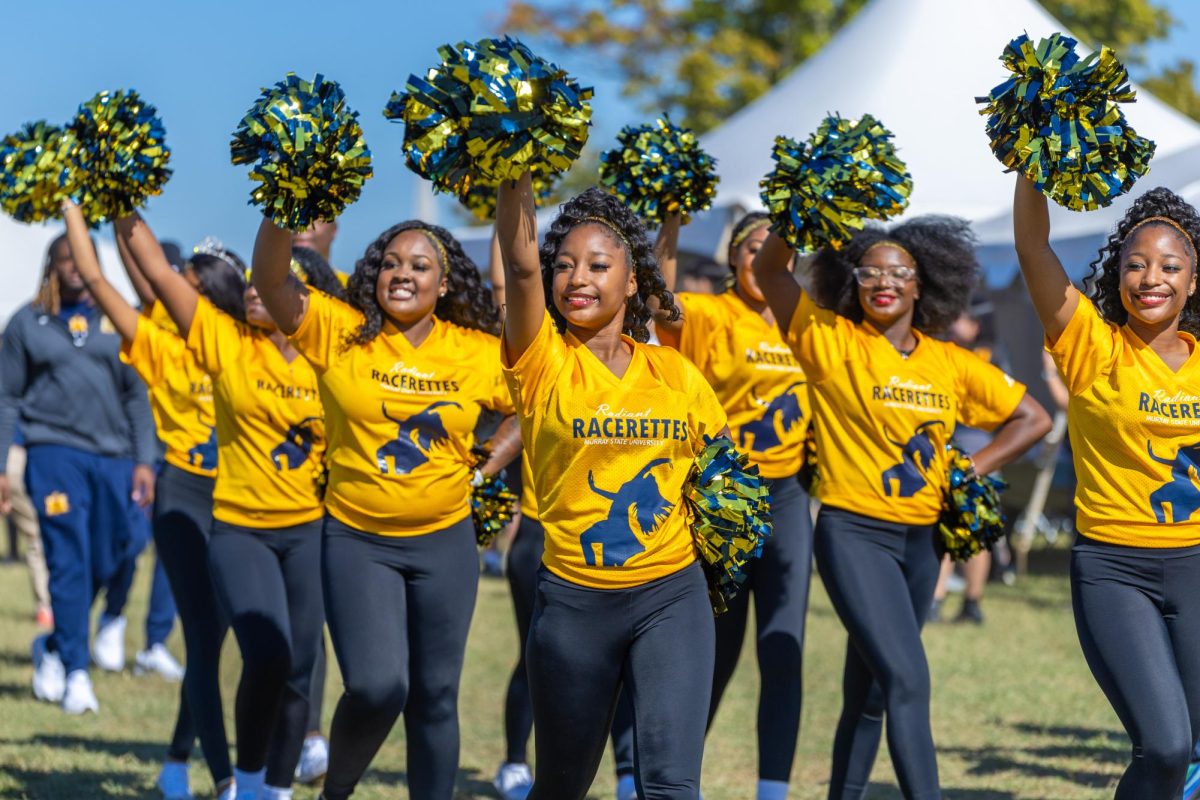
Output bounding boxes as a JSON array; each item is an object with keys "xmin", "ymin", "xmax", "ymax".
[
  {"xmin": 551, "ymin": 222, "xmax": 637, "ymax": 335},
  {"xmin": 374, "ymin": 229, "xmax": 447, "ymax": 327},
  {"xmin": 1119, "ymin": 222, "xmax": 1197, "ymax": 330},
  {"xmin": 855, "ymin": 243, "xmax": 919, "ymax": 329}
]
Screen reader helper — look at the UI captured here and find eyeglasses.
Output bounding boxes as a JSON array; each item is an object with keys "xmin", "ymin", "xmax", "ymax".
[{"xmin": 852, "ymin": 266, "xmax": 917, "ymax": 286}]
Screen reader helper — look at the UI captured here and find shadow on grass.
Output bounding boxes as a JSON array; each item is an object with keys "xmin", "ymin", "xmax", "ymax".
[
  {"xmin": 365, "ymin": 766, "xmax": 505, "ymax": 798},
  {"xmin": 21, "ymin": 733, "xmax": 165, "ymax": 764},
  {"xmin": 860, "ymin": 784, "xmax": 1016, "ymax": 799},
  {"xmin": 0, "ymin": 647, "xmax": 32, "ymax": 667},
  {"xmin": 5, "ymin": 766, "xmax": 155, "ymax": 799}
]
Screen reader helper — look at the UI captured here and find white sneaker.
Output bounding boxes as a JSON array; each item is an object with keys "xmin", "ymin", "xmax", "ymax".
[
  {"xmin": 295, "ymin": 734, "xmax": 328, "ymax": 784},
  {"xmin": 62, "ymin": 670, "xmax": 99, "ymax": 714},
  {"xmin": 92, "ymin": 614, "xmax": 127, "ymax": 672},
  {"xmin": 31, "ymin": 634, "xmax": 65, "ymax": 702},
  {"xmin": 494, "ymin": 762, "xmax": 533, "ymax": 800},
  {"xmin": 215, "ymin": 781, "xmax": 237, "ymax": 800},
  {"xmin": 135, "ymin": 643, "xmax": 185, "ymax": 682},
  {"xmin": 261, "ymin": 787, "xmax": 293, "ymax": 800},
  {"xmin": 156, "ymin": 760, "xmax": 192, "ymax": 799}
]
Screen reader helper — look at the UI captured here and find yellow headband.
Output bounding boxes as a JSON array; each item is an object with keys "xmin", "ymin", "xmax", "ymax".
[
  {"xmin": 416, "ymin": 228, "xmax": 450, "ymax": 271},
  {"xmin": 862, "ymin": 240, "xmax": 916, "ymax": 265},
  {"xmin": 1126, "ymin": 215, "xmax": 1197, "ymax": 260},
  {"xmin": 731, "ymin": 218, "xmax": 771, "ymax": 249},
  {"xmin": 579, "ymin": 216, "xmax": 633, "ymax": 258}
]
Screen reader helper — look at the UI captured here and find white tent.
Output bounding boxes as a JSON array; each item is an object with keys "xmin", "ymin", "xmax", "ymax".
[
  {"xmin": 701, "ymin": 0, "xmax": 1200, "ymax": 224},
  {"xmin": 0, "ymin": 218, "xmax": 132, "ymax": 327}
]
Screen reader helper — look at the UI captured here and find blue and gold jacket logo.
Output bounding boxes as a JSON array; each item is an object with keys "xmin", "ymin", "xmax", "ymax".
[
  {"xmin": 738, "ymin": 381, "xmax": 806, "ymax": 452},
  {"xmin": 1148, "ymin": 439, "xmax": 1200, "ymax": 523},
  {"xmin": 881, "ymin": 421, "xmax": 944, "ymax": 497},
  {"xmin": 581, "ymin": 459, "xmax": 673, "ymax": 566},
  {"xmin": 376, "ymin": 401, "xmax": 460, "ymax": 475}
]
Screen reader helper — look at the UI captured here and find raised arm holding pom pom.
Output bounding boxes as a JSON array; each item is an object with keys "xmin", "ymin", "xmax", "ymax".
[
  {"xmin": 62, "ymin": 201, "xmax": 139, "ymax": 343},
  {"xmin": 1012, "ymin": 167, "xmax": 1200, "ymax": 797}
]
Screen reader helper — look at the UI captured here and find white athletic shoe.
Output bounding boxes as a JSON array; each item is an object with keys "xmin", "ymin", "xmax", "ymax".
[
  {"xmin": 135, "ymin": 643, "xmax": 185, "ymax": 682},
  {"xmin": 494, "ymin": 762, "xmax": 533, "ymax": 800},
  {"xmin": 62, "ymin": 670, "xmax": 99, "ymax": 715},
  {"xmin": 260, "ymin": 786, "xmax": 293, "ymax": 800},
  {"xmin": 156, "ymin": 760, "xmax": 192, "ymax": 800},
  {"xmin": 92, "ymin": 614, "xmax": 127, "ymax": 672},
  {"xmin": 215, "ymin": 781, "xmax": 237, "ymax": 800},
  {"xmin": 295, "ymin": 734, "xmax": 329, "ymax": 785},
  {"xmin": 31, "ymin": 634, "xmax": 65, "ymax": 702}
]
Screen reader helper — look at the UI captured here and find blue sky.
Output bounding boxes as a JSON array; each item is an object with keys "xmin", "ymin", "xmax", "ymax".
[{"xmin": 2, "ymin": 0, "xmax": 1198, "ymax": 267}]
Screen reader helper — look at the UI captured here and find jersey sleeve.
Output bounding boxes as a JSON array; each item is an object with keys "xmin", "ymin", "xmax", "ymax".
[
  {"xmin": 502, "ymin": 311, "xmax": 567, "ymax": 414},
  {"xmin": 667, "ymin": 292, "xmax": 719, "ymax": 370},
  {"xmin": 120, "ymin": 313, "xmax": 177, "ymax": 386},
  {"xmin": 475, "ymin": 332, "xmax": 516, "ymax": 415},
  {"xmin": 952, "ymin": 344, "xmax": 1028, "ymax": 431},
  {"xmin": 186, "ymin": 295, "xmax": 242, "ymax": 376},
  {"xmin": 783, "ymin": 291, "xmax": 850, "ymax": 380},
  {"xmin": 684, "ymin": 358, "xmax": 729, "ymax": 445},
  {"xmin": 290, "ymin": 290, "xmax": 362, "ymax": 373},
  {"xmin": 1045, "ymin": 296, "xmax": 1119, "ymax": 396}
]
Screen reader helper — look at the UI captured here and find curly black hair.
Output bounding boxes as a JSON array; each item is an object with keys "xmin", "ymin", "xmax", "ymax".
[
  {"xmin": 1085, "ymin": 187, "xmax": 1200, "ymax": 335},
  {"xmin": 344, "ymin": 222, "xmax": 499, "ymax": 346},
  {"xmin": 189, "ymin": 252, "xmax": 247, "ymax": 323},
  {"xmin": 810, "ymin": 215, "xmax": 979, "ymax": 334},
  {"xmin": 541, "ymin": 187, "xmax": 678, "ymax": 342},
  {"xmin": 291, "ymin": 246, "xmax": 347, "ymax": 302}
]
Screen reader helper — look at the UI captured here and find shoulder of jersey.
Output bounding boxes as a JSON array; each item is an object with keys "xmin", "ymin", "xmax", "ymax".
[{"xmin": 440, "ymin": 319, "xmax": 502, "ymax": 350}]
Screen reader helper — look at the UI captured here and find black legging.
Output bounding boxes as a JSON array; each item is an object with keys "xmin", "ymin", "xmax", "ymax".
[
  {"xmin": 321, "ymin": 515, "xmax": 479, "ymax": 800},
  {"xmin": 527, "ymin": 562, "xmax": 714, "ymax": 800},
  {"xmin": 1072, "ymin": 535, "xmax": 1200, "ymax": 799},
  {"xmin": 814, "ymin": 507, "xmax": 941, "ymax": 800},
  {"xmin": 503, "ymin": 515, "xmax": 648, "ymax": 779},
  {"xmin": 708, "ymin": 475, "xmax": 812, "ymax": 781},
  {"xmin": 208, "ymin": 518, "xmax": 324, "ymax": 788},
  {"xmin": 153, "ymin": 464, "xmax": 231, "ymax": 786}
]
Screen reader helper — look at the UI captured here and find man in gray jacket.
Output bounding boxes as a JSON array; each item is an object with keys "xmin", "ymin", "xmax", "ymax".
[{"xmin": 0, "ymin": 232, "xmax": 157, "ymax": 714}]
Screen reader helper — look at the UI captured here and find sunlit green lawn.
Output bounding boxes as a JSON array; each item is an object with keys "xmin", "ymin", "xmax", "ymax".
[{"xmin": 0, "ymin": 546, "xmax": 1126, "ymax": 798}]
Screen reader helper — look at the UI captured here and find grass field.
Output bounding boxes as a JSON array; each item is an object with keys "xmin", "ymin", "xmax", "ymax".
[{"xmin": 0, "ymin": 547, "xmax": 1128, "ymax": 799}]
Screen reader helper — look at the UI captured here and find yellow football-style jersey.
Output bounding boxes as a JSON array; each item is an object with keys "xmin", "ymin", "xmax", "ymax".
[
  {"xmin": 505, "ymin": 311, "xmax": 728, "ymax": 589},
  {"xmin": 785, "ymin": 293, "xmax": 1026, "ymax": 525},
  {"xmin": 291, "ymin": 291, "xmax": 514, "ymax": 536},
  {"xmin": 187, "ymin": 296, "xmax": 325, "ymax": 528},
  {"xmin": 659, "ymin": 291, "xmax": 809, "ymax": 479},
  {"xmin": 519, "ymin": 453, "xmax": 540, "ymax": 521},
  {"xmin": 121, "ymin": 312, "xmax": 217, "ymax": 477},
  {"xmin": 1048, "ymin": 297, "xmax": 1200, "ymax": 547}
]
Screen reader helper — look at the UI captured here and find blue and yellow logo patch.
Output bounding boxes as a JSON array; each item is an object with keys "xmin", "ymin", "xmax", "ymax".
[{"xmin": 44, "ymin": 491, "xmax": 70, "ymax": 517}]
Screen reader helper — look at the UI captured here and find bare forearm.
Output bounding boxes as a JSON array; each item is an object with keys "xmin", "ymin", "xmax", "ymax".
[
  {"xmin": 115, "ymin": 213, "xmax": 199, "ymax": 335},
  {"xmin": 252, "ymin": 216, "xmax": 307, "ymax": 334},
  {"xmin": 63, "ymin": 202, "xmax": 140, "ymax": 341},
  {"xmin": 481, "ymin": 415, "xmax": 522, "ymax": 476},
  {"xmin": 1012, "ymin": 176, "xmax": 1078, "ymax": 339},
  {"xmin": 116, "ymin": 231, "xmax": 157, "ymax": 307},
  {"xmin": 753, "ymin": 231, "xmax": 802, "ymax": 331},
  {"xmin": 970, "ymin": 395, "xmax": 1053, "ymax": 476}
]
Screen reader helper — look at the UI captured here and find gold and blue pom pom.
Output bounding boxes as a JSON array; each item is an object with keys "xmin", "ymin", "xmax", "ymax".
[
  {"xmin": 598, "ymin": 115, "xmax": 718, "ymax": 226},
  {"xmin": 457, "ymin": 172, "xmax": 559, "ymax": 222},
  {"xmin": 684, "ymin": 436, "xmax": 772, "ymax": 614},
  {"xmin": 67, "ymin": 90, "xmax": 172, "ymax": 224},
  {"xmin": 386, "ymin": 36, "xmax": 593, "ymax": 195},
  {"xmin": 470, "ymin": 446, "xmax": 518, "ymax": 547},
  {"xmin": 976, "ymin": 32, "xmax": 1155, "ymax": 211},
  {"xmin": 0, "ymin": 122, "xmax": 78, "ymax": 224},
  {"xmin": 937, "ymin": 443, "xmax": 1007, "ymax": 562},
  {"xmin": 759, "ymin": 114, "xmax": 912, "ymax": 251},
  {"xmin": 230, "ymin": 73, "xmax": 373, "ymax": 231}
]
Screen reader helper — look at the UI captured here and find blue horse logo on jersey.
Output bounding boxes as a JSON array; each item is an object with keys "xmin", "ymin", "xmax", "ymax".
[
  {"xmin": 270, "ymin": 416, "xmax": 320, "ymax": 471},
  {"xmin": 375, "ymin": 401, "xmax": 461, "ymax": 475},
  {"xmin": 580, "ymin": 458, "xmax": 674, "ymax": 566},
  {"xmin": 738, "ymin": 381, "xmax": 806, "ymax": 452},
  {"xmin": 1147, "ymin": 439, "xmax": 1200, "ymax": 523},
  {"xmin": 187, "ymin": 418, "xmax": 218, "ymax": 471},
  {"xmin": 881, "ymin": 421, "xmax": 944, "ymax": 497}
]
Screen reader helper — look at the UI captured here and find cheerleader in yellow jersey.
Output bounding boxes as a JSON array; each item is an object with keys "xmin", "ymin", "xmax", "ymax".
[
  {"xmin": 61, "ymin": 201, "xmax": 242, "ymax": 800},
  {"xmin": 755, "ymin": 217, "xmax": 1050, "ymax": 800},
  {"xmin": 653, "ymin": 211, "xmax": 811, "ymax": 800},
  {"xmin": 496, "ymin": 174, "xmax": 728, "ymax": 799},
  {"xmin": 114, "ymin": 212, "xmax": 343, "ymax": 800},
  {"xmin": 1014, "ymin": 177, "xmax": 1200, "ymax": 798},
  {"xmin": 250, "ymin": 215, "xmax": 519, "ymax": 800}
]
